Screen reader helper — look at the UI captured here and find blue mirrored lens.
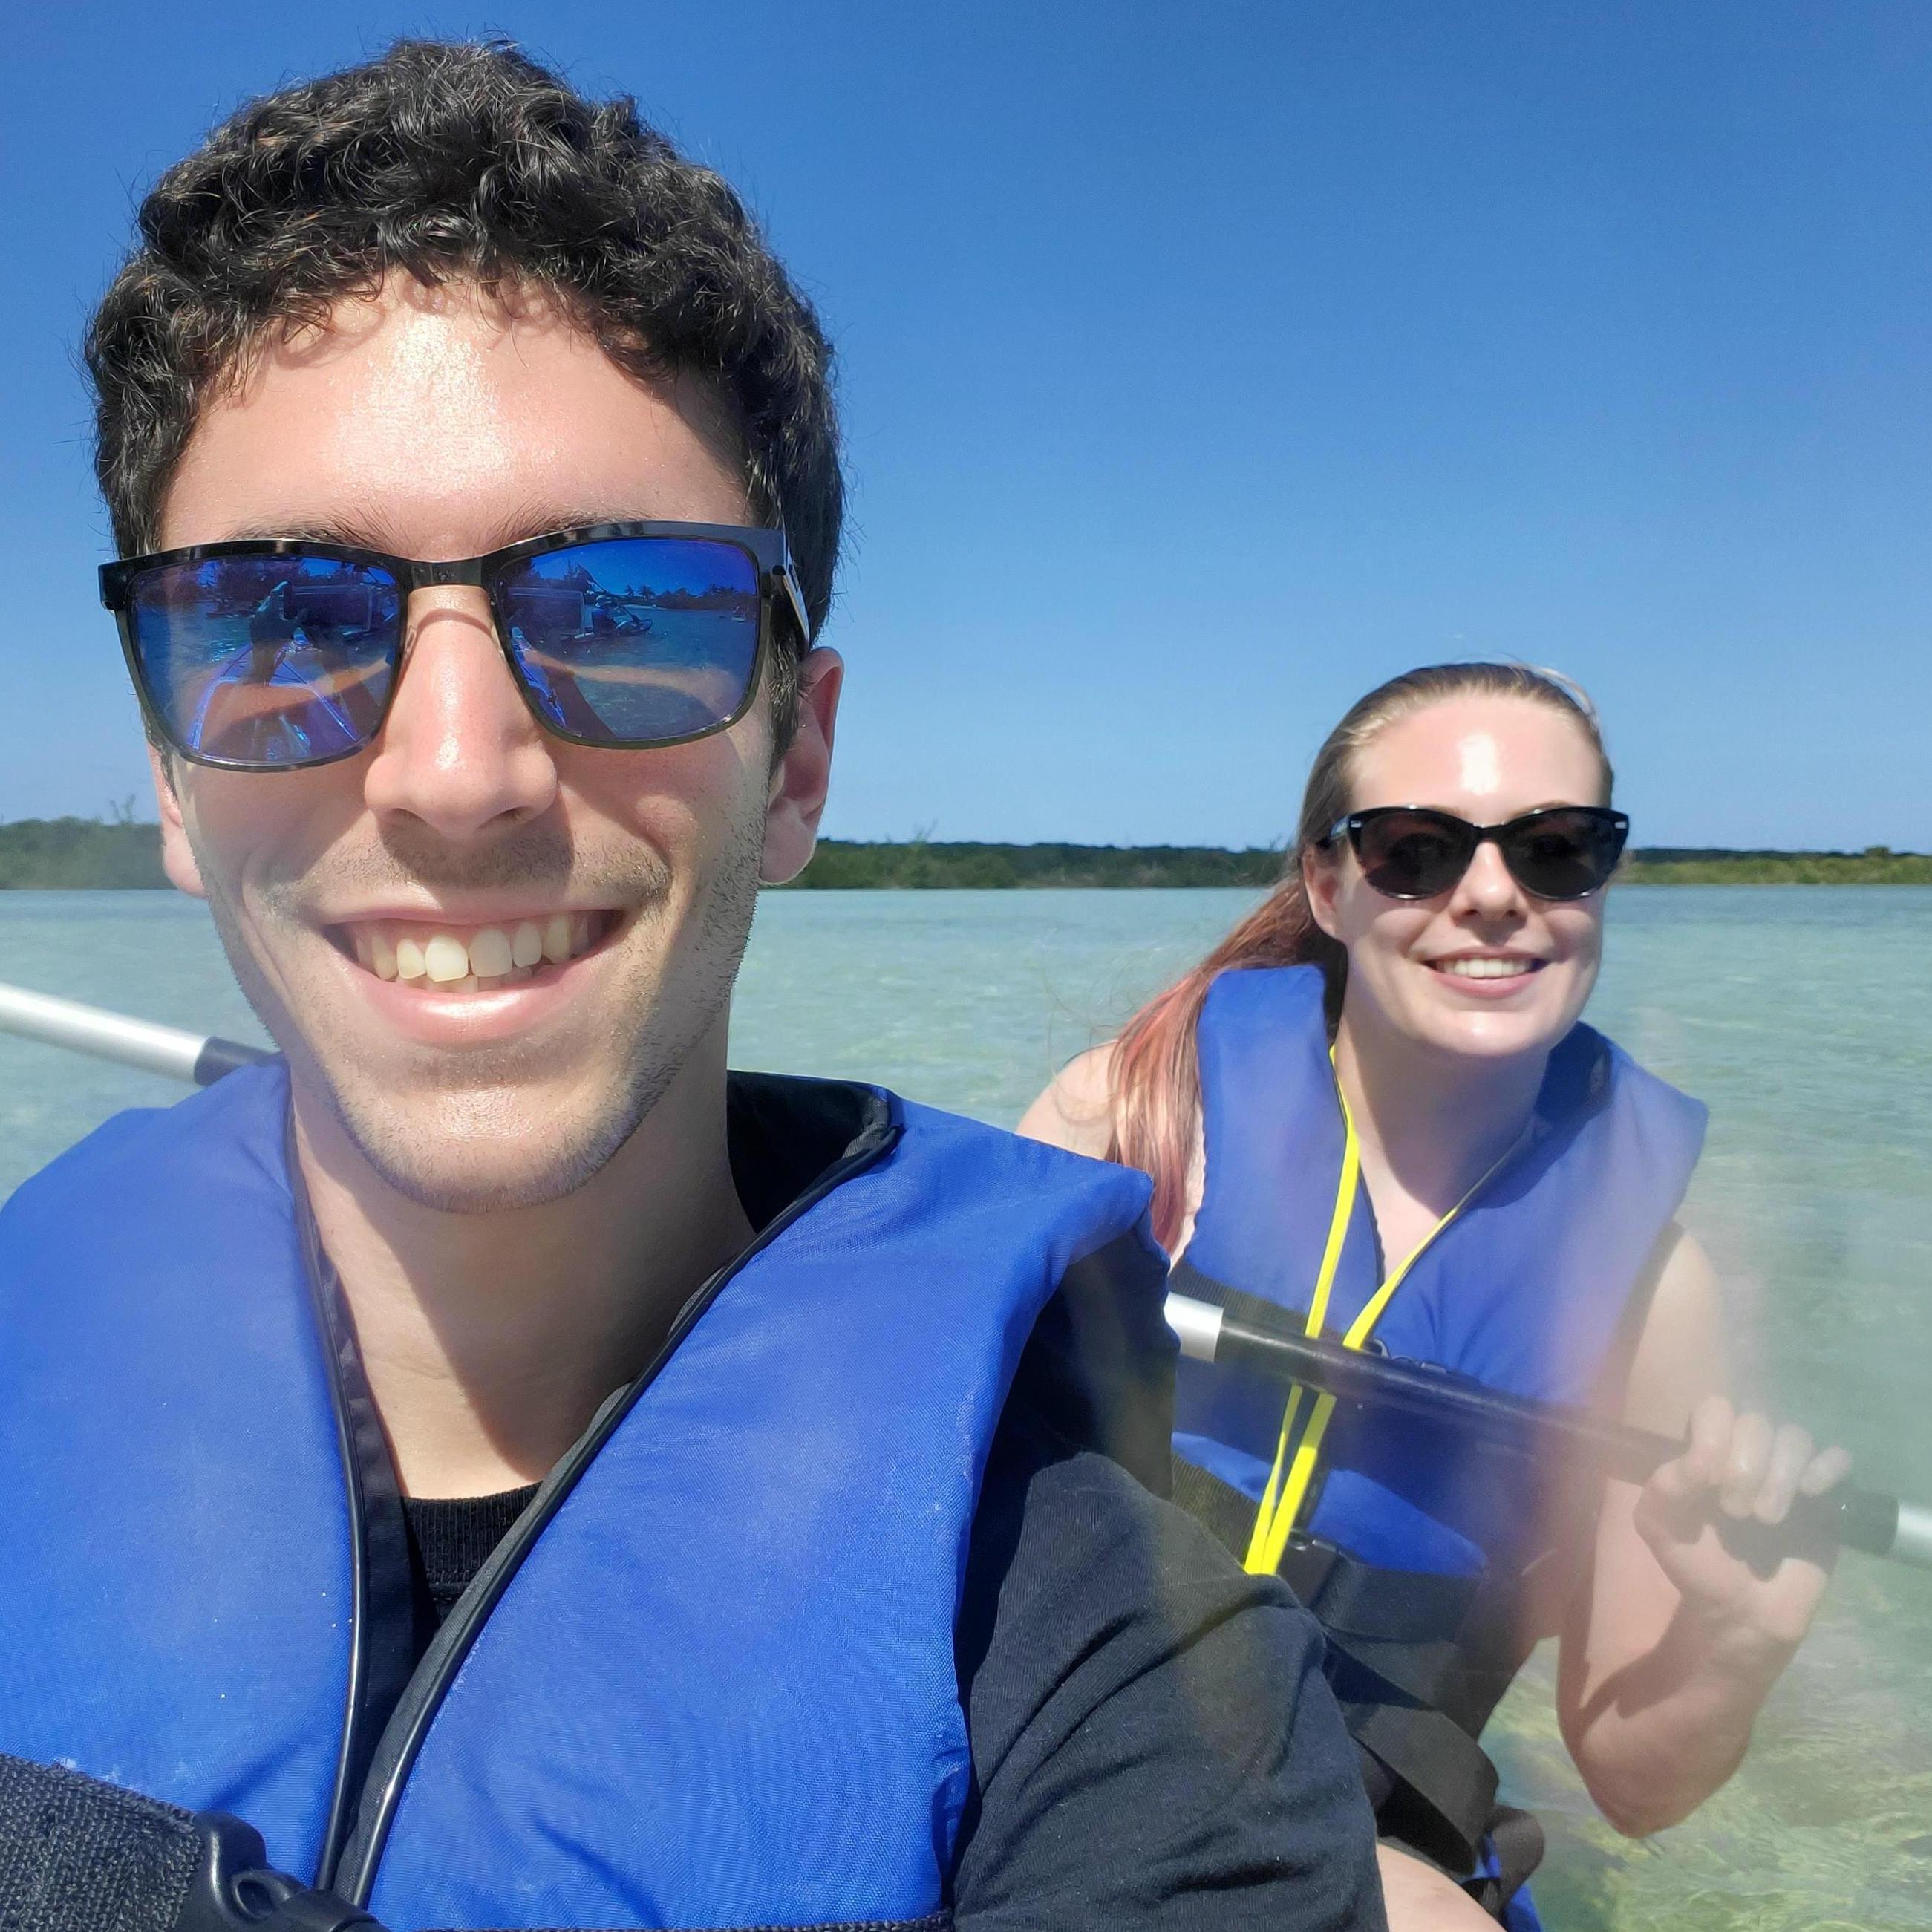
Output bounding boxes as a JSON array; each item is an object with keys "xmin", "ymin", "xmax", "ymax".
[
  {"xmin": 128, "ymin": 555, "xmax": 402, "ymax": 766},
  {"xmin": 497, "ymin": 538, "xmax": 761, "ymax": 744}
]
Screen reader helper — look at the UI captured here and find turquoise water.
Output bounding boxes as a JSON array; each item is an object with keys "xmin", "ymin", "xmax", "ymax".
[{"xmin": 2, "ymin": 885, "xmax": 1930, "ymax": 1927}]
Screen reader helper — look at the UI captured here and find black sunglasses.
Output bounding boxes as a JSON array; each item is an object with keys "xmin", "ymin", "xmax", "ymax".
[
  {"xmin": 1322, "ymin": 805, "xmax": 1630, "ymax": 902},
  {"xmin": 99, "ymin": 520, "xmax": 810, "ymax": 772}
]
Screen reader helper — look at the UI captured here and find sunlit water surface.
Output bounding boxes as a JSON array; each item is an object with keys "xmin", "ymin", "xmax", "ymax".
[{"xmin": 2, "ymin": 886, "xmax": 1929, "ymax": 1930}]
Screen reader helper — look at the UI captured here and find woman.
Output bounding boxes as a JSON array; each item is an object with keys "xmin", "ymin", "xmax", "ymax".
[{"xmin": 1021, "ymin": 663, "xmax": 1849, "ymax": 1929}]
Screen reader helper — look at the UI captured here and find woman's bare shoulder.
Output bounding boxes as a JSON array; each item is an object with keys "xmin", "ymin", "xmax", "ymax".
[{"xmin": 1017, "ymin": 1042, "xmax": 1119, "ymax": 1158}]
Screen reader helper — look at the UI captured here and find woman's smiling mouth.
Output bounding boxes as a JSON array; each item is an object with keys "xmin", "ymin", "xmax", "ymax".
[{"xmin": 1426, "ymin": 952, "xmax": 1546, "ymax": 982}]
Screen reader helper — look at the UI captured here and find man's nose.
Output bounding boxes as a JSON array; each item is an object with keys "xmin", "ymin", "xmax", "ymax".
[
  {"xmin": 360, "ymin": 590, "xmax": 560, "ymax": 836},
  {"xmin": 1450, "ymin": 836, "xmax": 1526, "ymax": 921}
]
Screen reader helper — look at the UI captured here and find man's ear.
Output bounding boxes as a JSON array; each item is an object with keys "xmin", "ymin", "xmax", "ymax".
[
  {"xmin": 147, "ymin": 745, "xmax": 208, "ymax": 900},
  {"xmin": 760, "ymin": 647, "xmax": 843, "ymax": 886}
]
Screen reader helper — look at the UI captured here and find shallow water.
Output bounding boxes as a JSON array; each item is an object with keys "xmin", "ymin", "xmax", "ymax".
[{"xmin": 2, "ymin": 884, "xmax": 1929, "ymax": 1928}]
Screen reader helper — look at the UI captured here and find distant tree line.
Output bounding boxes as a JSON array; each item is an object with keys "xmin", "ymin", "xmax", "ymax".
[
  {"xmin": 1617, "ymin": 846, "xmax": 1932, "ymax": 884},
  {"xmin": 791, "ymin": 841, "xmax": 1289, "ymax": 889},
  {"xmin": 0, "ymin": 817, "xmax": 167, "ymax": 889},
  {"xmin": 786, "ymin": 838, "xmax": 1932, "ymax": 889},
  {"xmin": 2, "ymin": 820, "xmax": 1928, "ymax": 890}
]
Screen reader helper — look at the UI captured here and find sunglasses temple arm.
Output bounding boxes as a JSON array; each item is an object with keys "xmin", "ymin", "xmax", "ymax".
[{"xmin": 776, "ymin": 565, "xmax": 812, "ymax": 651}]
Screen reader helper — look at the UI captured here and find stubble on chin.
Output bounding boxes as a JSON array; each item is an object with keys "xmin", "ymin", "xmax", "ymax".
[{"xmin": 189, "ymin": 806, "xmax": 768, "ymax": 1216}]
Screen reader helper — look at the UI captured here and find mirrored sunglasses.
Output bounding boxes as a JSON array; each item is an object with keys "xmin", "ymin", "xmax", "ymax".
[{"xmin": 99, "ymin": 521, "xmax": 809, "ymax": 771}]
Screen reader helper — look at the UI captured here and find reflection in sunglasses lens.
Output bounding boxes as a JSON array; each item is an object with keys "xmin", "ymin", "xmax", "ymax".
[
  {"xmin": 497, "ymin": 537, "xmax": 761, "ymax": 745},
  {"xmin": 129, "ymin": 555, "xmax": 402, "ymax": 766}
]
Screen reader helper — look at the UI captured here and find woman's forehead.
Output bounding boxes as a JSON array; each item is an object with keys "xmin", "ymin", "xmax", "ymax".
[{"xmin": 1350, "ymin": 696, "xmax": 1602, "ymax": 812}]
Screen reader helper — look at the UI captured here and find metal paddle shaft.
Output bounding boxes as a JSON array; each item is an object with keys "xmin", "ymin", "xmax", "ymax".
[
  {"xmin": 1166, "ymin": 1290, "xmax": 1932, "ymax": 1571},
  {"xmin": 0, "ymin": 979, "xmax": 272, "ymax": 1088}
]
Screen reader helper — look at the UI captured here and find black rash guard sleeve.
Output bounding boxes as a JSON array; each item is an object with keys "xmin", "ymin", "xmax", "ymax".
[{"xmin": 953, "ymin": 1403, "xmax": 1388, "ymax": 1931}]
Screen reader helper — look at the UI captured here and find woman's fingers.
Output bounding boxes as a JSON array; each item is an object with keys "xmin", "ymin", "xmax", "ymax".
[
  {"xmin": 1752, "ymin": 1423, "xmax": 1816, "ymax": 1524},
  {"xmin": 1718, "ymin": 1409, "xmax": 1775, "ymax": 1518},
  {"xmin": 1642, "ymin": 1394, "xmax": 1732, "ymax": 1516},
  {"xmin": 1797, "ymin": 1442, "xmax": 1855, "ymax": 1498},
  {"xmin": 1683, "ymin": 1392, "xmax": 1735, "ymax": 1489},
  {"xmin": 1643, "ymin": 1394, "xmax": 1854, "ymax": 1542}
]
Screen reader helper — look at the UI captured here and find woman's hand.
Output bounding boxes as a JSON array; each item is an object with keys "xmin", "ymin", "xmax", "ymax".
[
  {"xmin": 1562, "ymin": 1229, "xmax": 1853, "ymax": 1835},
  {"xmin": 1631, "ymin": 1392, "xmax": 1853, "ymax": 1663}
]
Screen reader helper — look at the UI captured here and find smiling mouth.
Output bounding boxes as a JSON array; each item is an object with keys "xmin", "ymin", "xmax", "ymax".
[
  {"xmin": 330, "ymin": 911, "xmax": 619, "ymax": 993},
  {"xmin": 1428, "ymin": 956, "xmax": 1544, "ymax": 981}
]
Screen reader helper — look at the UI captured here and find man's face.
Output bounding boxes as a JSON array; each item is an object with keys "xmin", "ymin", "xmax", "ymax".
[{"xmin": 152, "ymin": 280, "xmax": 838, "ymax": 1212}]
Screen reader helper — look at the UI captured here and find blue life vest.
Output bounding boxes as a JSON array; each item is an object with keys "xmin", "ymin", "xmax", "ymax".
[
  {"xmin": 0, "ymin": 1060, "xmax": 1164, "ymax": 1931},
  {"xmin": 1176, "ymin": 964, "xmax": 1705, "ymax": 1576},
  {"xmin": 1167, "ymin": 965, "xmax": 1705, "ymax": 1916}
]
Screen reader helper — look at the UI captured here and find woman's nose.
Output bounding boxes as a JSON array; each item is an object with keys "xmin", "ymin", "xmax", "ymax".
[
  {"xmin": 1452, "ymin": 836, "xmax": 1527, "ymax": 919},
  {"xmin": 359, "ymin": 589, "xmax": 560, "ymax": 837}
]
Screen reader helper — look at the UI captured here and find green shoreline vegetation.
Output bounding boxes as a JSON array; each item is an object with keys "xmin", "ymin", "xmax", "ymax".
[
  {"xmin": 797, "ymin": 841, "xmax": 1932, "ymax": 888},
  {"xmin": 3, "ymin": 818, "xmax": 1929, "ymax": 890}
]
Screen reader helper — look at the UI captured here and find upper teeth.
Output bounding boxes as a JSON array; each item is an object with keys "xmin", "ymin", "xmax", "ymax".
[
  {"xmin": 1437, "ymin": 956, "xmax": 1534, "ymax": 979},
  {"xmin": 350, "ymin": 914, "xmax": 595, "ymax": 991}
]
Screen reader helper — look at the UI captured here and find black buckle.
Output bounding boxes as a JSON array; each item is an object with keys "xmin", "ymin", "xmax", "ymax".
[
  {"xmin": 1274, "ymin": 1533, "xmax": 1340, "ymax": 1608},
  {"xmin": 177, "ymin": 1813, "xmax": 382, "ymax": 1931}
]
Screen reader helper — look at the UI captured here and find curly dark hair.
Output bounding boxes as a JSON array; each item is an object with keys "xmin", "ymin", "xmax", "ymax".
[{"xmin": 85, "ymin": 38, "xmax": 842, "ymax": 730}]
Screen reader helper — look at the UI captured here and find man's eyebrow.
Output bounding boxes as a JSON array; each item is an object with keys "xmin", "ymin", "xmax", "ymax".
[
  {"xmin": 492, "ymin": 506, "xmax": 690, "ymax": 545},
  {"xmin": 219, "ymin": 517, "xmax": 408, "ymax": 551},
  {"xmin": 213, "ymin": 506, "xmax": 683, "ymax": 556}
]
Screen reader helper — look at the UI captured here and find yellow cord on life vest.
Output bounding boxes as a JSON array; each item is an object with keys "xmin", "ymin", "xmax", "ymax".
[
  {"xmin": 1242, "ymin": 1073, "xmax": 1515, "ymax": 1577},
  {"xmin": 1240, "ymin": 1096, "xmax": 1361, "ymax": 1572}
]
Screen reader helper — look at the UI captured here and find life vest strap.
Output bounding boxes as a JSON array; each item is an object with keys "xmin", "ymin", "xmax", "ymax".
[
  {"xmin": 1172, "ymin": 1452, "xmax": 1540, "ymax": 1904},
  {"xmin": 1342, "ymin": 1697, "xmax": 1500, "ymax": 1875},
  {"xmin": 1465, "ymin": 1807, "xmax": 1546, "ymax": 1922},
  {"xmin": 1273, "ymin": 1537, "xmax": 1480, "ymax": 1646}
]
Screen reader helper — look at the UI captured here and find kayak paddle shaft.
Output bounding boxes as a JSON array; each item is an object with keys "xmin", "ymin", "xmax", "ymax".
[
  {"xmin": 0, "ymin": 979, "xmax": 271, "ymax": 1088},
  {"xmin": 1166, "ymin": 1290, "xmax": 1932, "ymax": 1571}
]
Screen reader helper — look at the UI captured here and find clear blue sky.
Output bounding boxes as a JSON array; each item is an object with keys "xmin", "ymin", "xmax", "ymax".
[{"xmin": 4, "ymin": 1, "xmax": 1928, "ymax": 849}]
